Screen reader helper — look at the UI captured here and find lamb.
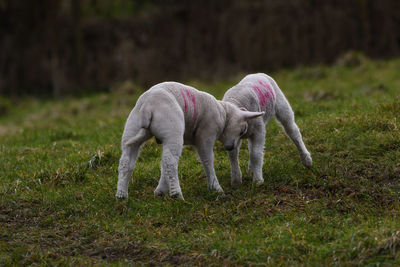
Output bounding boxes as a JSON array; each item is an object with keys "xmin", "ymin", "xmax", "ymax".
[
  {"xmin": 222, "ymin": 73, "xmax": 313, "ymax": 188},
  {"xmin": 116, "ymin": 82, "xmax": 264, "ymax": 200}
]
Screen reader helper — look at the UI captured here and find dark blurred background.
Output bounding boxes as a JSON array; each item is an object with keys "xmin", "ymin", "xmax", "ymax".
[{"xmin": 1, "ymin": 0, "xmax": 399, "ymax": 97}]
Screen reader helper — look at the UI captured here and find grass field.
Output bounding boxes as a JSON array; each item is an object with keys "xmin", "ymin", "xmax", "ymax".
[{"xmin": 1, "ymin": 57, "xmax": 400, "ymax": 265}]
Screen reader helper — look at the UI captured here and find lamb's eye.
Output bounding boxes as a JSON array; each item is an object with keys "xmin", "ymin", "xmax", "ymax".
[{"xmin": 240, "ymin": 125, "xmax": 247, "ymax": 136}]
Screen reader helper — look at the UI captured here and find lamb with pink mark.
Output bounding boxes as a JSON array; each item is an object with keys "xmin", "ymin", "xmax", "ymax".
[
  {"xmin": 223, "ymin": 73, "xmax": 313, "ymax": 188},
  {"xmin": 116, "ymin": 82, "xmax": 264, "ymax": 200}
]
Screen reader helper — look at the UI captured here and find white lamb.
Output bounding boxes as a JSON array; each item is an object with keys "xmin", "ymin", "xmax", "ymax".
[
  {"xmin": 116, "ymin": 82, "xmax": 264, "ymax": 200},
  {"xmin": 222, "ymin": 73, "xmax": 313, "ymax": 188}
]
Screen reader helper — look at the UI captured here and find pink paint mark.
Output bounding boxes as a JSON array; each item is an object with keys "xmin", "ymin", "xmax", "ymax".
[
  {"xmin": 185, "ymin": 88, "xmax": 198, "ymax": 121},
  {"xmin": 259, "ymin": 80, "xmax": 275, "ymax": 98},
  {"xmin": 251, "ymin": 80, "xmax": 276, "ymax": 108},
  {"xmin": 252, "ymin": 85, "xmax": 268, "ymax": 107},
  {"xmin": 180, "ymin": 89, "xmax": 188, "ymax": 112}
]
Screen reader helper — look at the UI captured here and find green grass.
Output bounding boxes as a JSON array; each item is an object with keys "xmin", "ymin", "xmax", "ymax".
[{"xmin": 1, "ymin": 57, "xmax": 400, "ymax": 265}]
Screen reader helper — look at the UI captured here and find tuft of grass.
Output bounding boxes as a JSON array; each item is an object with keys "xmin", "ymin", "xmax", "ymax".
[{"xmin": 1, "ymin": 58, "xmax": 400, "ymax": 265}]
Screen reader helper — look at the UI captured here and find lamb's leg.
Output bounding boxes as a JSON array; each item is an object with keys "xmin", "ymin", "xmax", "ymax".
[
  {"xmin": 248, "ymin": 128, "xmax": 266, "ymax": 185},
  {"xmin": 116, "ymin": 143, "xmax": 141, "ymax": 199},
  {"xmin": 279, "ymin": 117, "xmax": 312, "ymax": 168},
  {"xmin": 228, "ymin": 140, "xmax": 242, "ymax": 188},
  {"xmin": 275, "ymin": 92, "xmax": 313, "ymax": 168},
  {"xmin": 197, "ymin": 144, "xmax": 224, "ymax": 193},
  {"xmin": 162, "ymin": 141, "xmax": 184, "ymax": 200},
  {"xmin": 154, "ymin": 170, "xmax": 168, "ymax": 196}
]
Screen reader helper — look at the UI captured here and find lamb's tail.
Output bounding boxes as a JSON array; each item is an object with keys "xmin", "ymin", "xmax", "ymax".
[
  {"xmin": 125, "ymin": 128, "xmax": 148, "ymax": 146},
  {"xmin": 122, "ymin": 102, "xmax": 152, "ymax": 147}
]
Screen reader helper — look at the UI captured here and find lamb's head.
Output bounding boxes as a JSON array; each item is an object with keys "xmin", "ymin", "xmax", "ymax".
[{"xmin": 220, "ymin": 102, "xmax": 264, "ymax": 151}]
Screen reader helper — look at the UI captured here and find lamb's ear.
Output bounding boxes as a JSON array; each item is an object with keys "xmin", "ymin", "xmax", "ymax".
[
  {"xmin": 240, "ymin": 107, "xmax": 248, "ymax": 111},
  {"xmin": 241, "ymin": 110, "xmax": 265, "ymax": 121}
]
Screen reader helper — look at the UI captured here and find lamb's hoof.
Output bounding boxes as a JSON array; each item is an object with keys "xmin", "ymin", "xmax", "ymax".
[
  {"xmin": 209, "ymin": 185, "xmax": 224, "ymax": 194},
  {"xmin": 154, "ymin": 190, "xmax": 165, "ymax": 197},
  {"xmin": 216, "ymin": 186, "xmax": 224, "ymax": 193},
  {"xmin": 253, "ymin": 178, "xmax": 264, "ymax": 186},
  {"xmin": 116, "ymin": 190, "xmax": 128, "ymax": 199},
  {"xmin": 216, "ymin": 193, "xmax": 230, "ymax": 201},
  {"xmin": 154, "ymin": 187, "xmax": 168, "ymax": 197},
  {"xmin": 301, "ymin": 153, "xmax": 313, "ymax": 168},
  {"xmin": 170, "ymin": 192, "xmax": 185, "ymax": 201}
]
